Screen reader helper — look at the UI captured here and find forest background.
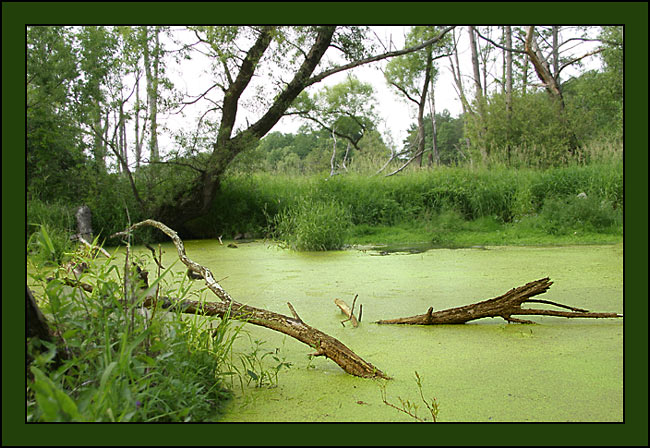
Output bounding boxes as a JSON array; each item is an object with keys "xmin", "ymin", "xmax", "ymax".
[{"xmin": 23, "ymin": 22, "xmax": 625, "ymax": 252}]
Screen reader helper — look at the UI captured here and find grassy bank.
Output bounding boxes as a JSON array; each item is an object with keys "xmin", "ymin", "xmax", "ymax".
[
  {"xmin": 202, "ymin": 162, "xmax": 623, "ymax": 250},
  {"xmin": 27, "ymin": 162, "xmax": 623, "ymax": 256}
]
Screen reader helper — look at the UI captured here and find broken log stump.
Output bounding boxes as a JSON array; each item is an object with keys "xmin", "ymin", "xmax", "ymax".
[{"xmin": 334, "ymin": 297, "xmax": 359, "ymax": 327}]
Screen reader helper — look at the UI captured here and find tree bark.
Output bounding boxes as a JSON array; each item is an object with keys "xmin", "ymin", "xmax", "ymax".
[
  {"xmin": 449, "ymin": 29, "xmax": 472, "ymax": 116},
  {"xmin": 414, "ymin": 52, "xmax": 432, "ymax": 167},
  {"xmin": 111, "ymin": 219, "xmax": 388, "ymax": 379},
  {"xmin": 525, "ymin": 27, "xmax": 563, "ymax": 102},
  {"xmin": 552, "ymin": 26, "xmax": 559, "ymax": 79},
  {"xmin": 143, "ymin": 26, "xmax": 160, "ymax": 163},
  {"xmin": 376, "ymin": 278, "xmax": 623, "ymax": 325},
  {"xmin": 468, "ymin": 26, "xmax": 488, "ymax": 163},
  {"xmin": 428, "ymin": 74, "xmax": 439, "ymax": 166},
  {"xmin": 469, "ymin": 26, "xmax": 483, "ymax": 102},
  {"xmin": 329, "ymin": 129, "xmax": 338, "ymax": 177}
]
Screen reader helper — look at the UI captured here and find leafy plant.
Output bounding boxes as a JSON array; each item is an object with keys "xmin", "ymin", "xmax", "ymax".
[
  {"xmin": 234, "ymin": 338, "xmax": 292, "ymax": 390},
  {"xmin": 378, "ymin": 371, "xmax": 440, "ymax": 422}
]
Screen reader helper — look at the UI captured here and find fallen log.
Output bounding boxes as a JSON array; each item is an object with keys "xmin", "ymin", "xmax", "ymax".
[
  {"xmin": 111, "ymin": 219, "xmax": 388, "ymax": 379},
  {"xmin": 376, "ymin": 277, "xmax": 623, "ymax": 325}
]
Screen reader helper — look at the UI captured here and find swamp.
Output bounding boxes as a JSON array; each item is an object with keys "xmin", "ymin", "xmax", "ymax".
[
  {"xmin": 13, "ymin": 13, "xmax": 646, "ymax": 446},
  {"xmin": 135, "ymin": 239, "xmax": 624, "ymax": 422}
]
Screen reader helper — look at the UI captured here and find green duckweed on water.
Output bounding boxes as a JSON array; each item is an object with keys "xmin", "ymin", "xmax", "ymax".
[{"xmin": 110, "ymin": 240, "xmax": 624, "ymax": 422}]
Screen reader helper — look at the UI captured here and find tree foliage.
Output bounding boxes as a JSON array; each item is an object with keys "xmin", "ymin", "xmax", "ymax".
[{"xmin": 27, "ymin": 26, "xmax": 88, "ymax": 201}]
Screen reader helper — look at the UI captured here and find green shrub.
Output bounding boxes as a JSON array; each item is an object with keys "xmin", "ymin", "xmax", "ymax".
[
  {"xmin": 538, "ymin": 194, "xmax": 622, "ymax": 235},
  {"xmin": 26, "ymin": 251, "xmax": 237, "ymax": 422},
  {"xmin": 27, "ymin": 223, "xmax": 74, "ymax": 266},
  {"xmin": 270, "ymin": 199, "xmax": 351, "ymax": 251}
]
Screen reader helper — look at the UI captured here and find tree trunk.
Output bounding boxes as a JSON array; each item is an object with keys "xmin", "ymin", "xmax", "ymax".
[
  {"xmin": 144, "ymin": 26, "xmax": 160, "ymax": 163},
  {"xmin": 134, "ymin": 71, "xmax": 142, "ymax": 168},
  {"xmin": 469, "ymin": 26, "xmax": 488, "ymax": 163},
  {"xmin": 552, "ymin": 26, "xmax": 559, "ymax": 79},
  {"xmin": 376, "ymin": 278, "xmax": 622, "ymax": 325},
  {"xmin": 522, "ymin": 52, "xmax": 529, "ymax": 95},
  {"xmin": 525, "ymin": 27, "xmax": 563, "ymax": 102},
  {"xmin": 524, "ymin": 26, "xmax": 579, "ymax": 153},
  {"xmin": 119, "ymin": 95, "xmax": 128, "ymax": 172},
  {"xmin": 505, "ymin": 26, "xmax": 513, "ymax": 163},
  {"xmin": 26, "ymin": 286, "xmax": 67, "ymax": 368},
  {"xmin": 469, "ymin": 26, "xmax": 483, "ymax": 103},
  {"xmin": 329, "ymin": 129, "xmax": 338, "ymax": 177},
  {"xmin": 414, "ymin": 49, "xmax": 433, "ymax": 168},
  {"xmin": 153, "ymin": 26, "xmax": 456, "ymax": 235},
  {"xmin": 450, "ymin": 29, "xmax": 472, "ymax": 116},
  {"xmin": 92, "ymin": 108, "xmax": 106, "ymax": 172},
  {"xmin": 154, "ymin": 27, "xmax": 336, "ymax": 234},
  {"xmin": 428, "ymin": 74, "xmax": 439, "ymax": 166}
]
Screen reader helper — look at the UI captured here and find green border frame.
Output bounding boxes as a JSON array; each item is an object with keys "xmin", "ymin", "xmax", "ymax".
[{"xmin": 3, "ymin": 2, "xmax": 647, "ymax": 446}]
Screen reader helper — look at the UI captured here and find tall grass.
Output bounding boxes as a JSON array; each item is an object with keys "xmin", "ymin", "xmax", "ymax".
[
  {"xmin": 26, "ymin": 154, "xmax": 623, "ymax": 251},
  {"xmin": 269, "ymin": 198, "xmax": 351, "ymax": 251},
  {"xmin": 26, "ymin": 238, "xmax": 288, "ymax": 422},
  {"xmin": 27, "ymin": 200, "xmax": 76, "ymax": 265},
  {"xmin": 208, "ymin": 162, "xmax": 622, "ymax": 249}
]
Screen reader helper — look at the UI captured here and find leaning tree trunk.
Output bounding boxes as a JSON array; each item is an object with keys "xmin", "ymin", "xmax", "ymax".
[
  {"xmin": 376, "ymin": 278, "xmax": 622, "ymax": 325},
  {"xmin": 154, "ymin": 28, "xmax": 337, "ymax": 236},
  {"xmin": 524, "ymin": 26, "xmax": 579, "ymax": 153},
  {"xmin": 111, "ymin": 220, "xmax": 388, "ymax": 379}
]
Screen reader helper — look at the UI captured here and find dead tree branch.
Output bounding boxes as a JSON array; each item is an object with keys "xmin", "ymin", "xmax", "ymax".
[
  {"xmin": 376, "ymin": 278, "xmax": 622, "ymax": 325},
  {"xmin": 110, "ymin": 219, "xmax": 388, "ymax": 379}
]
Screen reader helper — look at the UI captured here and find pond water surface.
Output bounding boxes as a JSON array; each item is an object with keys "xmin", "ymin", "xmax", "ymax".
[{"xmin": 133, "ymin": 240, "xmax": 623, "ymax": 422}]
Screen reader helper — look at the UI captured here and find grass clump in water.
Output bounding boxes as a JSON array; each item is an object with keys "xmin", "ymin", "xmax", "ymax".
[{"xmin": 269, "ymin": 198, "xmax": 351, "ymax": 251}]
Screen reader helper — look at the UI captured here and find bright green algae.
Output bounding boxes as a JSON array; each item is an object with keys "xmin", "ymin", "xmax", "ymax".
[{"xmin": 126, "ymin": 241, "xmax": 624, "ymax": 421}]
